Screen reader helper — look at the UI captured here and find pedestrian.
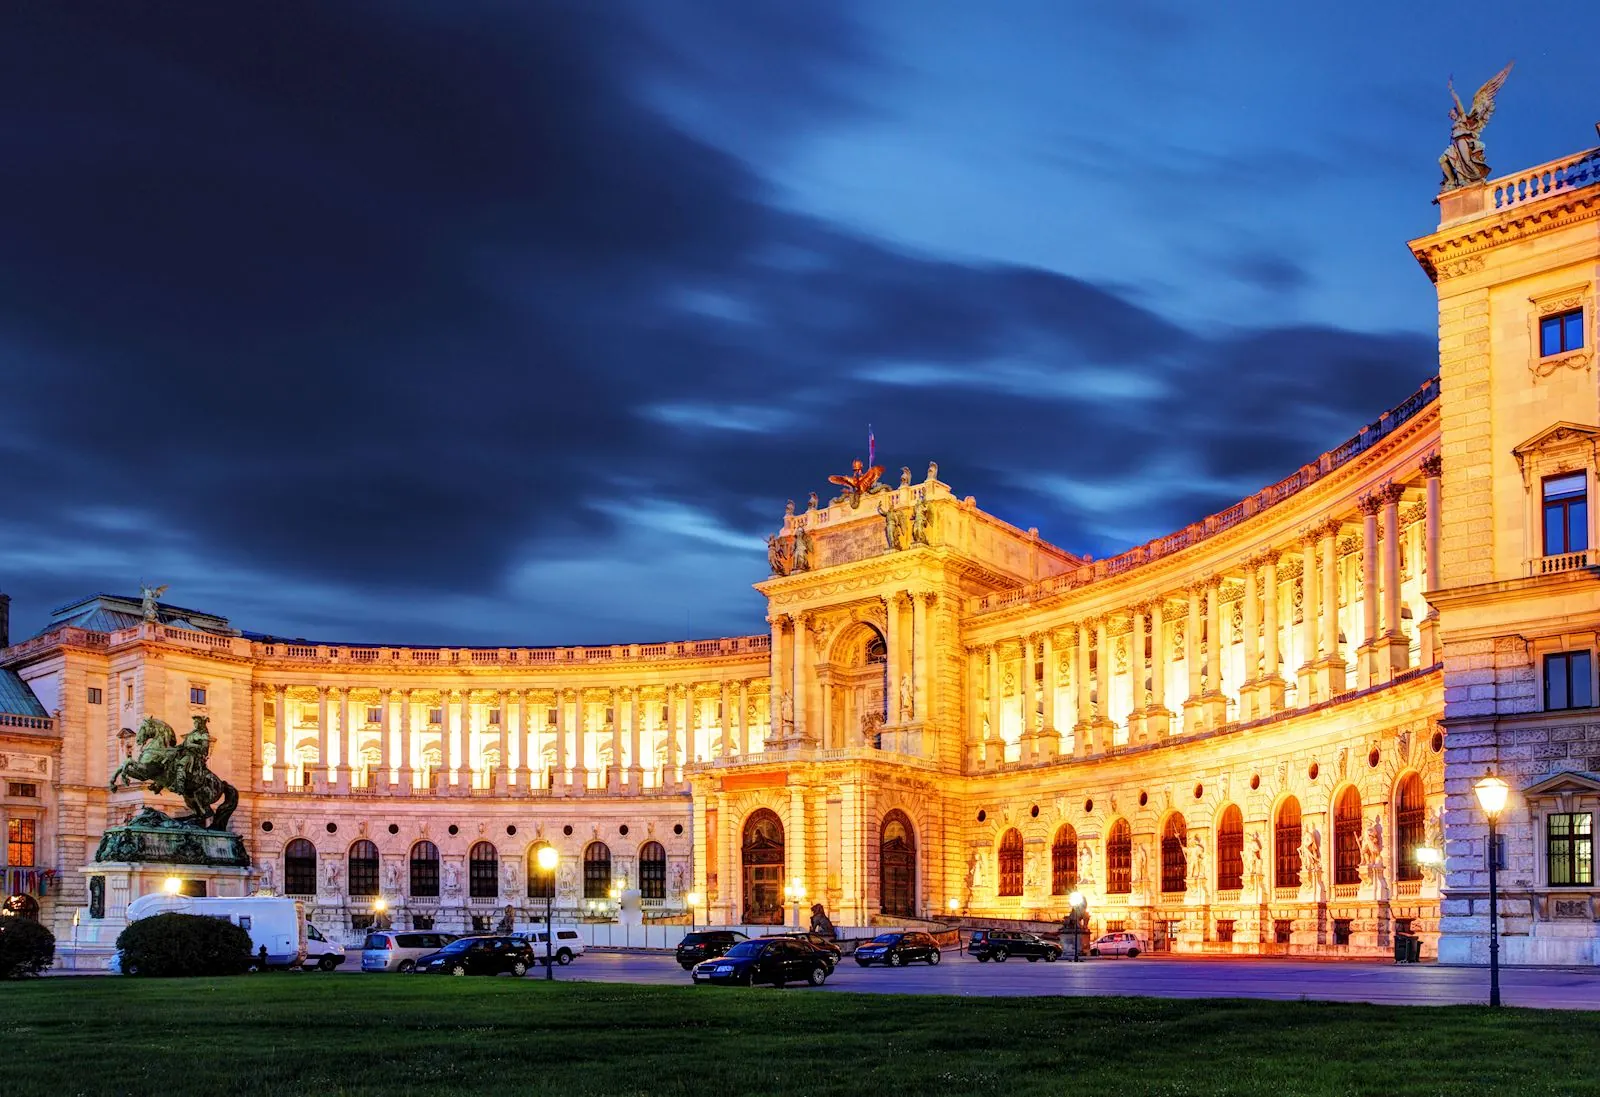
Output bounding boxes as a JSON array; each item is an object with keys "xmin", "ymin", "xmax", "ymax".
[{"xmin": 256, "ymin": 944, "xmax": 269, "ymax": 971}]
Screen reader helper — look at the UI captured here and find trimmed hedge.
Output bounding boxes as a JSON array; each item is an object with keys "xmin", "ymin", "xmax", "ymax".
[
  {"xmin": 116, "ymin": 912, "xmax": 251, "ymax": 977},
  {"xmin": 0, "ymin": 917, "xmax": 56, "ymax": 978}
]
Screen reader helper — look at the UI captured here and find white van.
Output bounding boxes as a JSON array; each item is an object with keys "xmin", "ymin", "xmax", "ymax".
[
  {"xmin": 517, "ymin": 924, "xmax": 586, "ymax": 965},
  {"xmin": 124, "ymin": 894, "xmax": 319, "ymax": 969}
]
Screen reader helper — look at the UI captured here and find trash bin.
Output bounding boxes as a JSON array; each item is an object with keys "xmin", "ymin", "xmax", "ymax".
[
  {"xmin": 1407, "ymin": 934, "xmax": 1423, "ymax": 963},
  {"xmin": 1394, "ymin": 932, "xmax": 1420, "ymax": 964}
]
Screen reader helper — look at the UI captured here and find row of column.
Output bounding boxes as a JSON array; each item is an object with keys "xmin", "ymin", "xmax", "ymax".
[
  {"xmin": 262, "ymin": 681, "xmax": 765, "ymax": 795},
  {"xmin": 966, "ymin": 459, "xmax": 1442, "ymax": 768}
]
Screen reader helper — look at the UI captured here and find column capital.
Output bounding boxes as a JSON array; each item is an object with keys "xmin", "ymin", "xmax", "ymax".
[
  {"xmin": 1379, "ymin": 480, "xmax": 1406, "ymax": 506},
  {"xmin": 273, "ymin": 682, "xmax": 288, "ymax": 696},
  {"xmin": 316, "ymin": 684, "xmax": 332, "ymax": 698},
  {"xmin": 766, "ymin": 613, "xmax": 790, "ymax": 628},
  {"xmin": 1420, "ymin": 452, "xmax": 1443, "ymax": 478},
  {"xmin": 1255, "ymin": 549, "xmax": 1280, "ymax": 568},
  {"xmin": 1357, "ymin": 491, "xmax": 1383, "ymax": 517},
  {"xmin": 915, "ymin": 589, "xmax": 938, "ymax": 606},
  {"xmin": 400, "ymin": 687, "xmax": 414, "ymax": 700},
  {"xmin": 1315, "ymin": 517, "xmax": 1343, "ymax": 540},
  {"xmin": 1130, "ymin": 601, "xmax": 1151, "ymax": 617},
  {"xmin": 379, "ymin": 686, "xmax": 392, "ymax": 699}
]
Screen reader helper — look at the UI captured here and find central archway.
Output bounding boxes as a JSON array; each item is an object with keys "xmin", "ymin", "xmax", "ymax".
[
  {"xmin": 880, "ymin": 810, "xmax": 916, "ymax": 917},
  {"xmin": 741, "ymin": 808, "xmax": 785, "ymax": 924}
]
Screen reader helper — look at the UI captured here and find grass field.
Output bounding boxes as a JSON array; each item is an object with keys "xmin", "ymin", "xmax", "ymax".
[{"xmin": 2, "ymin": 975, "xmax": 1597, "ymax": 1097}]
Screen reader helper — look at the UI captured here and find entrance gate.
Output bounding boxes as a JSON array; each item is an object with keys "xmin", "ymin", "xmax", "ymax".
[{"xmin": 741, "ymin": 809, "xmax": 785, "ymax": 925}]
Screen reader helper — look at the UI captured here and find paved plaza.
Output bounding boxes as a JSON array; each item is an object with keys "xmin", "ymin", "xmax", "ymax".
[{"xmin": 542, "ymin": 950, "xmax": 1600, "ymax": 1009}]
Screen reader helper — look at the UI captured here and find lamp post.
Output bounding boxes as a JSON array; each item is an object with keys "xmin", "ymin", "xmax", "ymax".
[
  {"xmin": 1067, "ymin": 891, "xmax": 1087, "ymax": 962},
  {"xmin": 1474, "ymin": 770, "xmax": 1509, "ymax": 1008},
  {"xmin": 162, "ymin": 876, "xmax": 181, "ymax": 896},
  {"xmin": 71, "ymin": 910, "xmax": 80, "ymax": 971},
  {"xmin": 373, "ymin": 897, "xmax": 389, "ymax": 932},
  {"xmin": 784, "ymin": 879, "xmax": 805, "ymax": 928},
  {"xmin": 536, "ymin": 845, "xmax": 559, "ymax": 981},
  {"xmin": 686, "ymin": 891, "xmax": 703, "ymax": 933}
]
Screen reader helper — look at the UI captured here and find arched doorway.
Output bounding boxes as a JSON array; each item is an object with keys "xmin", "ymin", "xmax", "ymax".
[
  {"xmin": 880, "ymin": 810, "xmax": 916, "ymax": 917},
  {"xmin": 741, "ymin": 809, "xmax": 785, "ymax": 924}
]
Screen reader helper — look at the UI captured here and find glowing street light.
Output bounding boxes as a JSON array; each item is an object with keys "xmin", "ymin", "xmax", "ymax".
[
  {"xmin": 162, "ymin": 876, "xmax": 182, "ymax": 896},
  {"xmin": 686, "ymin": 890, "xmax": 703, "ymax": 932},
  {"xmin": 783, "ymin": 879, "xmax": 806, "ymax": 928},
  {"xmin": 537, "ymin": 845, "xmax": 560, "ymax": 981},
  {"xmin": 1474, "ymin": 770, "xmax": 1510, "ymax": 1007}
]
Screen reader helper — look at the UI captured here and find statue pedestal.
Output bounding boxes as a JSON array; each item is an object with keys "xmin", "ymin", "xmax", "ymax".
[{"xmin": 66, "ymin": 861, "xmax": 256, "ymax": 971}]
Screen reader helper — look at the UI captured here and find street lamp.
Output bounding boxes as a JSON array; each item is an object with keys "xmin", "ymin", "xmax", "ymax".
[
  {"xmin": 1474, "ymin": 770, "xmax": 1510, "ymax": 1008},
  {"xmin": 537, "ymin": 845, "xmax": 560, "ymax": 981},
  {"xmin": 784, "ymin": 879, "xmax": 806, "ymax": 928},
  {"xmin": 162, "ymin": 876, "xmax": 181, "ymax": 896},
  {"xmin": 1066, "ymin": 891, "xmax": 1087, "ymax": 962},
  {"xmin": 373, "ymin": 897, "xmax": 389, "ymax": 931},
  {"xmin": 686, "ymin": 891, "xmax": 703, "ymax": 932}
]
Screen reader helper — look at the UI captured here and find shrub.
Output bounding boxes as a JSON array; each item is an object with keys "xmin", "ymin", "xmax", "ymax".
[
  {"xmin": 116, "ymin": 912, "xmax": 251, "ymax": 977},
  {"xmin": 0, "ymin": 917, "xmax": 56, "ymax": 978}
]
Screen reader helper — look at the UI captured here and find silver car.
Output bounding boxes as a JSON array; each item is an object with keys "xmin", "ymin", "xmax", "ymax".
[
  {"xmin": 361, "ymin": 930, "xmax": 457, "ymax": 973},
  {"xmin": 1089, "ymin": 931, "xmax": 1144, "ymax": 958}
]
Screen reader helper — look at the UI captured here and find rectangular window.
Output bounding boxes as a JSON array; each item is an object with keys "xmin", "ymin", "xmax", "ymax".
[
  {"xmin": 1544, "ymin": 651, "xmax": 1594, "ymax": 711},
  {"xmin": 190, "ymin": 686, "xmax": 207, "ymax": 706},
  {"xmin": 428, "ymin": 708, "xmax": 443, "ymax": 725},
  {"xmin": 366, "ymin": 706, "xmax": 383, "ymax": 724},
  {"xmin": 1215, "ymin": 919, "xmax": 1235, "ymax": 943},
  {"xmin": 1543, "ymin": 472, "xmax": 1589, "ymax": 556},
  {"xmin": 1274, "ymin": 919, "xmax": 1292, "ymax": 945},
  {"xmin": 264, "ymin": 701, "xmax": 276, "ymax": 719},
  {"xmin": 1333, "ymin": 919, "xmax": 1352, "ymax": 946},
  {"xmin": 350, "ymin": 914, "xmax": 375, "ymax": 933},
  {"xmin": 87, "ymin": 687, "xmax": 103, "ymax": 705},
  {"xmin": 125, "ymin": 683, "xmax": 134, "ymax": 705},
  {"xmin": 488, "ymin": 709, "xmax": 502, "ymax": 725},
  {"xmin": 1104, "ymin": 920, "xmax": 1125, "ymax": 934},
  {"xmin": 1540, "ymin": 308, "xmax": 1585, "ymax": 357},
  {"xmin": 8, "ymin": 782, "xmax": 39, "ymax": 798},
  {"xmin": 411, "ymin": 914, "xmax": 435, "ymax": 931},
  {"xmin": 6, "ymin": 819, "xmax": 36, "ymax": 866},
  {"xmin": 1548, "ymin": 813, "xmax": 1594, "ymax": 887}
]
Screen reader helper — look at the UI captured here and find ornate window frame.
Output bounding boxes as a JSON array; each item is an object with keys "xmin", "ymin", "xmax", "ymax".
[
  {"xmin": 1526, "ymin": 283, "xmax": 1593, "ymax": 379},
  {"xmin": 1512, "ymin": 422, "xmax": 1600, "ymax": 571},
  {"xmin": 1522, "ymin": 772, "xmax": 1600, "ymax": 918}
]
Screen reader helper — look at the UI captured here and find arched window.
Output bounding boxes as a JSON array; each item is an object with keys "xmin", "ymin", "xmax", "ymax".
[
  {"xmin": 639, "ymin": 841, "xmax": 667, "ymax": 901},
  {"xmin": 469, "ymin": 842, "xmax": 499, "ymax": 899},
  {"xmin": 526, "ymin": 841, "xmax": 554, "ymax": 899},
  {"xmin": 348, "ymin": 840, "xmax": 380, "ymax": 897},
  {"xmin": 1161, "ymin": 815, "xmax": 1188, "ymax": 893},
  {"xmin": 1051, "ymin": 824, "xmax": 1078, "ymax": 895},
  {"xmin": 284, "ymin": 839, "xmax": 317, "ymax": 896},
  {"xmin": 1275, "ymin": 797, "xmax": 1302, "ymax": 890},
  {"xmin": 1215, "ymin": 806, "xmax": 1244, "ymax": 892},
  {"xmin": 1396, "ymin": 773, "xmax": 1426, "ymax": 882},
  {"xmin": 409, "ymin": 840, "xmax": 440, "ymax": 898},
  {"xmin": 583, "ymin": 842, "xmax": 612, "ymax": 900},
  {"xmin": 997, "ymin": 829, "xmax": 1024, "ymax": 897},
  {"xmin": 1334, "ymin": 787, "xmax": 1362, "ymax": 887},
  {"xmin": 880, "ymin": 811, "xmax": 916, "ymax": 917},
  {"xmin": 1106, "ymin": 820, "xmax": 1132, "ymax": 895}
]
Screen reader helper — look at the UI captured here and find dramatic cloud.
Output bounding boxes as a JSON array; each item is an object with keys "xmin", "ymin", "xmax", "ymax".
[{"xmin": 4, "ymin": 1, "xmax": 1582, "ymax": 644}]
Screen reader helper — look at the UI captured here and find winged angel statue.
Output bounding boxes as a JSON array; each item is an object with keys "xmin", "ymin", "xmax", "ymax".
[{"xmin": 1438, "ymin": 63, "xmax": 1513, "ymax": 192}]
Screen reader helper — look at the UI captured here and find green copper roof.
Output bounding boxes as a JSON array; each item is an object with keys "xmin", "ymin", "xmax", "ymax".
[{"xmin": 0, "ymin": 668, "xmax": 47, "ymax": 718}]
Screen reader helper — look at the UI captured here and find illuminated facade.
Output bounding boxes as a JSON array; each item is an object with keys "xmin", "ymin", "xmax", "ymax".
[{"xmin": 2, "ymin": 130, "xmax": 1597, "ymax": 964}]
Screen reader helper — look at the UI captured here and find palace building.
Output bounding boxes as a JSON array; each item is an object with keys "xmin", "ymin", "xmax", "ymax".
[{"xmin": 2, "ymin": 128, "xmax": 1598, "ymax": 966}]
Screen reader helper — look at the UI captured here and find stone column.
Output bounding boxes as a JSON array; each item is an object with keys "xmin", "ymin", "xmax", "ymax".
[
  {"xmin": 273, "ymin": 684, "xmax": 288, "ymax": 787},
  {"xmin": 398, "ymin": 689, "xmax": 414, "ymax": 795},
  {"xmin": 314, "ymin": 686, "xmax": 331, "ymax": 790},
  {"xmin": 1039, "ymin": 630, "xmax": 1059, "ymax": 756},
  {"xmin": 553, "ymin": 690, "xmax": 569, "ymax": 793},
  {"xmin": 512, "ymin": 691, "xmax": 531, "ymax": 791},
  {"xmin": 737, "ymin": 679, "xmax": 749, "ymax": 757},
  {"xmin": 460, "ymin": 691, "xmax": 476, "ymax": 793},
  {"xmin": 1128, "ymin": 608, "xmax": 1148, "ymax": 743},
  {"xmin": 1298, "ymin": 532, "xmax": 1320, "ymax": 703},
  {"xmin": 1183, "ymin": 588, "xmax": 1204, "ymax": 733},
  {"xmin": 1244, "ymin": 561, "xmax": 1263, "ymax": 719},
  {"xmin": 719, "ymin": 680, "xmax": 733, "ymax": 761},
  {"xmin": 912, "ymin": 591, "xmax": 930, "ymax": 723},
  {"xmin": 664, "ymin": 685, "xmax": 680, "ymax": 788},
  {"xmin": 1018, "ymin": 634, "xmax": 1037, "ymax": 762},
  {"xmin": 884, "ymin": 595, "xmax": 902, "ymax": 725},
  {"xmin": 768, "ymin": 614, "xmax": 787, "ymax": 720},
  {"xmin": 440, "ymin": 690, "xmax": 457, "ymax": 792},
  {"xmin": 788, "ymin": 784, "xmax": 808, "ymax": 916},
  {"xmin": 965, "ymin": 646, "xmax": 984, "ymax": 769},
  {"xmin": 791, "ymin": 614, "xmax": 809, "ymax": 744},
  {"xmin": 495, "ymin": 691, "xmax": 511, "ymax": 793},
  {"xmin": 570, "ymin": 690, "xmax": 589, "ymax": 795},
  {"xmin": 1201, "ymin": 577, "xmax": 1228, "ymax": 728},
  {"xmin": 1147, "ymin": 601, "xmax": 1171, "ymax": 737},
  {"xmin": 335, "ymin": 687, "xmax": 351, "ymax": 792},
  {"xmin": 378, "ymin": 687, "xmax": 393, "ymax": 788},
  {"xmin": 1318, "ymin": 520, "xmax": 1347, "ymax": 695},
  {"xmin": 1260, "ymin": 552, "xmax": 1286, "ymax": 714},
  {"xmin": 986, "ymin": 643, "xmax": 1002, "ymax": 766},
  {"xmin": 1373, "ymin": 480, "xmax": 1411, "ymax": 681},
  {"xmin": 628, "ymin": 687, "xmax": 643, "ymax": 789},
  {"xmin": 1074, "ymin": 623, "xmax": 1094, "ymax": 755},
  {"xmin": 1420, "ymin": 453, "xmax": 1443, "ymax": 664},
  {"xmin": 1095, "ymin": 616, "xmax": 1116, "ymax": 742},
  {"xmin": 1357, "ymin": 493, "xmax": 1382, "ymax": 687}
]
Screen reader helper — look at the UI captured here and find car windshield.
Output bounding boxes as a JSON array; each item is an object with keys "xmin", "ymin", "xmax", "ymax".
[
  {"xmin": 363, "ymin": 934, "xmax": 389, "ymax": 950},
  {"xmin": 871, "ymin": 934, "xmax": 901, "ymax": 944},
  {"xmin": 438, "ymin": 939, "xmax": 474, "ymax": 953},
  {"xmin": 722, "ymin": 941, "xmax": 762, "ymax": 959}
]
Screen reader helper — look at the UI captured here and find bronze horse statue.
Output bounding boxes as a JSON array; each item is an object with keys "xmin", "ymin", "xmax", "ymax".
[{"xmin": 110, "ymin": 715, "xmax": 239, "ymax": 831}]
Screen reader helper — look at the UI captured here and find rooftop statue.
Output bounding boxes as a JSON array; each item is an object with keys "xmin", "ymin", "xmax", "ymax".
[
  {"xmin": 139, "ymin": 582, "xmax": 168, "ymax": 623},
  {"xmin": 110, "ymin": 715, "xmax": 239, "ymax": 832},
  {"xmin": 828, "ymin": 458, "xmax": 890, "ymax": 509},
  {"xmin": 1438, "ymin": 62, "xmax": 1513, "ymax": 192}
]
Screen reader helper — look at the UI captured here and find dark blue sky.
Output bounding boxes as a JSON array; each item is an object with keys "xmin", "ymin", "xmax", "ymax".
[{"xmin": 1, "ymin": 2, "xmax": 1596, "ymax": 645}]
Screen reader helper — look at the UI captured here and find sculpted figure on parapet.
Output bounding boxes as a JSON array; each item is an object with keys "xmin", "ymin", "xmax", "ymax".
[{"xmin": 1438, "ymin": 63, "xmax": 1513, "ymax": 191}]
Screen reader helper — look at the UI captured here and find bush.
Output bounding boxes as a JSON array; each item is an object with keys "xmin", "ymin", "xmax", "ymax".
[
  {"xmin": 116, "ymin": 913, "xmax": 251, "ymax": 977},
  {"xmin": 0, "ymin": 917, "xmax": 56, "ymax": 978}
]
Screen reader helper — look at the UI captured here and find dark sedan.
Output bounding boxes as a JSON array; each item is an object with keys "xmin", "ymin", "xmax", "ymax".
[
  {"xmin": 761, "ymin": 932, "xmax": 841, "ymax": 973},
  {"xmin": 691, "ymin": 938, "xmax": 831, "ymax": 987},
  {"xmin": 968, "ymin": 929, "xmax": 1061, "ymax": 963},
  {"xmin": 853, "ymin": 931, "xmax": 941, "ymax": 967},
  {"xmin": 675, "ymin": 930, "xmax": 748, "ymax": 970},
  {"xmin": 415, "ymin": 935, "xmax": 536, "ymax": 977}
]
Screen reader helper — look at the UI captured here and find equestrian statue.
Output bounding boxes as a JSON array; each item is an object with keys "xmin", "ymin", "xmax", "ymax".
[{"xmin": 110, "ymin": 714, "xmax": 239, "ymax": 832}]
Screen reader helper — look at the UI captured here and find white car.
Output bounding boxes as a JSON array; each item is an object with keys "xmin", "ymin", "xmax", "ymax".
[
  {"xmin": 520, "ymin": 927, "xmax": 586, "ymax": 965},
  {"xmin": 1089, "ymin": 931, "xmax": 1144, "ymax": 958}
]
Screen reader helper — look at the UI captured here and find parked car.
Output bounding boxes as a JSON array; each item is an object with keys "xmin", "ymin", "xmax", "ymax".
[
  {"xmin": 967, "ymin": 929, "xmax": 1061, "ymax": 963},
  {"xmin": 691, "ymin": 937, "xmax": 830, "ymax": 987},
  {"xmin": 415, "ymin": 935, "xmax": 537, "ymax": 977},
  {"xmin": 676, "ymin": 930, "xmax": 748, "ymax": 970},
  {"xmin": 853, "ymin": 931, "xmax": 941, "ymax": 967},
  {"xmin": 1090, "ymin": 931, "xmax": 1144, "ymax": 958},
  {"xmin": 362, "ymin": 931, "xmax": 457, "ymax": 973},
  {"xmin": 519, "ymin": 926, "xmax": 586, "ymax": 965},
  {"xmin": 761, "ymin": 932, "xmax": 841, "ymax": 973}
]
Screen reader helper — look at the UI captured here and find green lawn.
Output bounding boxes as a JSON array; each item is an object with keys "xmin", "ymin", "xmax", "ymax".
[{"xmin": 2, "ymin": 976, "xmax": 1596, "ymax": 1097}]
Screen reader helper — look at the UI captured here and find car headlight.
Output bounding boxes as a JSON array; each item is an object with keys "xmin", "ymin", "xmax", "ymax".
[{"xmin": 714, "ymin": 964, "xmax": 733, "ymax": 973}]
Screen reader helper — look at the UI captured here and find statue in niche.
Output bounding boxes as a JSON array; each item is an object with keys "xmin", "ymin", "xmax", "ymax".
[
  {"xmin": 260, "ymin": 861, "xmax": 276, "ymax": 894},
  {"xmin": 1078, "ymin": 846, "xmax": 1095, "ymax": 889},
  {"xmin": 671, "ymin": 862, "xmax": 687, "ymax": 896},
  {"xmin": 384, "ymin": 861, "xmax": 400, "ymax": 891},
  {"xmin": 1247, "ymin": 832, "xmax": 1264, "ymax": 890},
  {"xmin": 1187, "ymin": 834, "xmax": 1207, "ymax": 895},
  {"xmin": 443, "ymin": 863, "xmax": 459, "ymax": 893},
  {"xmin": 777, "ymin": 690, "xmax": 794, "ymax": 730},
  {"xmin": 794, "ymin": 526, "xmax": 814, "ymax": 572},
  {"xmin": 1133, "ymin": 844, "xmax": 1148, "ymax": 891},
  {"xmin": 910, "ymin": 498, "xmax": 934, "ymax": 545},
  {"xmin": 502, "ymin": 859, "xmax": 519, "ymax": 895},
  {"xmin": 325, "ymin": 862, "xmax": 340, "ymax": 890},
  {"xmin": 1300, "ymin": 825, "xmax": 1323, "ymax": 897},
  {"xmin": 1438, "ymin": 63, "xmax": 1513, "ymax": 191},
  {"xmin": 969, "ymin": 851, "xmax": 987, "ymax": 895},
  {"xmin": 899, "ymin": 674, "xmax": 914, "ymax": 721},
  {"xmin": 1361, "ymin": 815, "xmax": 1388, "ymax": 897}
]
